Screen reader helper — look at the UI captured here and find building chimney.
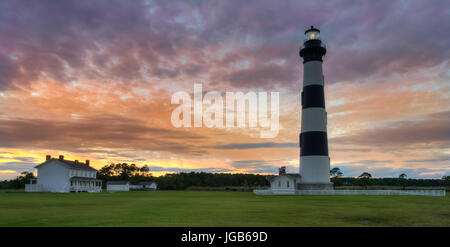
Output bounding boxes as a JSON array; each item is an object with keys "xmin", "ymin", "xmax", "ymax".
[
  {"xmin": 46, "ymin": 155, "xmax": 51, "ymax": 161},
  {"xmin": 59, "ymin": 155, "xmax": 64, "ymax": 160},
  {"xmin": 279, "ymin": 166, "xmax": 286, "ymax": 175},
  {"xmin": 85, "ymin": 160, "xmax": 90, "ymax": 166}
]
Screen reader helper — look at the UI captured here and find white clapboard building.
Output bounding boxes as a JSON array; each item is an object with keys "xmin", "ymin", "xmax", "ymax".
[
  {"xmin": 266, "ymin": 167, "xmax": 301, "ymax": 194},
  {"xmin": 140, "ymin": 181, "xmax": 157, "ymax": 190},
  {"xmin": 106, "ymin": 181, "xmax": 130, "ymax": 191},
  {"xmin": 130, "ymin": 181, "xmax": 158, "ymax": 190},
  {"xmin": 26, "ymin": 155, "xmax": 102, "ymax": 193}
]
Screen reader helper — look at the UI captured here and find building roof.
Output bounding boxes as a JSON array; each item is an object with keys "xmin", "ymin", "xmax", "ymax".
[
  {"xmin": 107, "ymin": 181, "xmax": 129, "ymax": 185},
  {"xmin": 304, "ymin": 25, "xmax": 320, "ymax": 34},
  {"xmin": 35, "ymin": 158, "xmax": 97, "ymax": 171}
]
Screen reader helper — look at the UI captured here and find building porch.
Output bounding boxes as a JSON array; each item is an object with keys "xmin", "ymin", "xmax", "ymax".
[{"xmin": 70, "ymin": 177, "xmax": 102, "ymax": 192}]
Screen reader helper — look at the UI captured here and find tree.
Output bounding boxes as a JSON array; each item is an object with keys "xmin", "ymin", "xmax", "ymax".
[
  {"xmin": 97, "ymin": 163, "xmax": 143, "ymax": 181},
  {"xmin": 443, "ymin": 175, "xmax": 450, "ymax": 187},
  {"xmin": 358, "ymin": 172, "xmax": 372, "ymax": 189},
  {"xmin": 8, "ymin": 171, "xmax": 36, "ymax": 189},
  {"xmin": 116, "ymin": 163, "xmax": 138, "ymax": 179},
  {"xmin": 139, "ymin": 165, "xmax": 151, "ymax": 177},
  {"xmin": 358, "ymin": 172, "xmax": 372, "ymax": 179},
  {"xmin": 330, "ymin": 167, "xmax": 343, "ymax": 177},
  {"xmin": 98, "ymin": 164, "xmax": 115, "ymax": 177},
  {"xmin": 399, "ymin": 173, "xmax": 407, "ymax": 189}
]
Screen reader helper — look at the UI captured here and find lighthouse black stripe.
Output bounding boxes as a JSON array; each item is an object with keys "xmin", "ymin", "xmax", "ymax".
[
  {"xmin": 299, "ymin": 40, "xmax": 327, "ymax": 63},
  {"xmin": 302, "ymin": 85, "xmax": 325, "ymax": 109},
  {"xmin": 299, "ymin": 131, "xmax": 328, "ymax": 156}
]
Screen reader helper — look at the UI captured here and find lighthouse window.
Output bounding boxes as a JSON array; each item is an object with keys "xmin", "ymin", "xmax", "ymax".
[{"xmin": 306, "ymin": 30, "xmax": 320, "ymax": 41}]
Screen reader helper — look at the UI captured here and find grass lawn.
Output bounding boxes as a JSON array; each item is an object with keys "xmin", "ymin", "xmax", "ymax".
[{"xmin": 0, "ymin": 190, "xmax": 448, "ymax": 226}]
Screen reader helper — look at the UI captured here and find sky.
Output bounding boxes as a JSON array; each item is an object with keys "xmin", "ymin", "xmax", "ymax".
[{"xmin": 0, "ymin": 0, "xmax": 449, "ymax": 180}]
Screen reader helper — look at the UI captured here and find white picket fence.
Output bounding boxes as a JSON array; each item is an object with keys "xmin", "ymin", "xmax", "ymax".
[{"xmin": 253, "ymin": 189, "xmax": 446, "ymax": 196}]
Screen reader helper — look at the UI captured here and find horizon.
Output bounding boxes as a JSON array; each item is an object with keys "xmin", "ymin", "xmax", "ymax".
[{"xmin": 0, "ymin": 0, "xmax": 449, "ymax": 180}]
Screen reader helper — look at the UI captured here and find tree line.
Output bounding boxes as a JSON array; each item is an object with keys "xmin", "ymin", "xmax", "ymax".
[
  {"xmin": 96, "ymin": 163, "xmax": 269, "ymax": 189},
  {"xmin": 330, "ymin": 167, "xmax": 449, "ymax": 188},
  {"xmin": 0, "ymin": 164, "xmax": 448, "ymax": 189}
]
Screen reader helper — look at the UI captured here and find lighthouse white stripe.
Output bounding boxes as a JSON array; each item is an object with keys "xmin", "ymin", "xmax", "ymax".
[
  {"xmin": 299, "ymin": 156, "xmax": 330, "ymax": 183},
  {"xmin": 303, "ymin": 61, "xmax": 324, "ymax": 87},
  {"xmin": 301, "ymin": 107, "xmax": 327, "ymax": 132}
]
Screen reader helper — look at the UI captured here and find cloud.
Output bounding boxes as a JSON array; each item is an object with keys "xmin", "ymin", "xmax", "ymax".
[
  {"xmin": 136, "ymin": 166, "xmax": 232, "ymax": 173},
  {"xmin": 331, "ymin": 111, "xmax": 450, "ymax": 149},
  {"xmin": 215, "ymin": 61, "xmax": 297, "ymax": 88},
  {"xmin": 1, "ymin": 0, "xmax": 449, "ymax": 91},
  {"xmin": 406, "ymin": 155, "xmax": 450, "ymax": 163},
  {"xmin": 0, "ymin": 161, "xmax": 37, "ymax": 173},
  {"xmin": 0, "ymin": 54, "xmax": 19, "ymax": 90},
  {"xmin": 210, "ymin": 142, "xmax": 298, "ymax": 149},
  {"xmin": 333, "ymin": 164, "xmax": 449, "ymax": 179},
  {"xmin": 0, "ymin": 114, "xmax": 207, "ymax": 155},
  {"xmin": 229, "ymin": 159, "xmax": 293, "ymax": 174},
  {"xmin": 333, "ymin": 160, "xmax": 394, "ymax": 166},
  {"xmin": 0, "ymin": 156, "xmax": 38, "ymax": 163}
]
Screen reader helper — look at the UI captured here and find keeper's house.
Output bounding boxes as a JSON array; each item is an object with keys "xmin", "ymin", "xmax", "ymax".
[
  {"xmin": 106, "ymin": 181, "xmax": 130, "ymax": 191},
  {"xmin": 26, "ymin": 155, "xmax": 102, "ymax": 193}
]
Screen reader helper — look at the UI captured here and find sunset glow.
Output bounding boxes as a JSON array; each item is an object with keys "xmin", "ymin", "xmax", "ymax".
[{"xmin": 0, "ymin": 0, "xmax": 449, "ymax": 180}]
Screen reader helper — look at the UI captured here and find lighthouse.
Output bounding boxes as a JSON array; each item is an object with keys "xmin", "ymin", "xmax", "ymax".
[
  {"xmin": 253, "ymin": 27, "xmax": 446, "ymax": 196},
  {"xmin": 298, "ymin": 26, "xmax": 333, "ymax": 190}
]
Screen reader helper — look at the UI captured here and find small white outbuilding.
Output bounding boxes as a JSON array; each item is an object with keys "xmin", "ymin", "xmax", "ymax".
[
  {"xmin": 139, "ymin": 181, "xmax": 157, "ymax": 190},
  {"xmin": 106, "ymin": 181, "xmax": 130, "ymax": 191},
  {"xmin": 264, "ymin": 166, "xmax": 301, "ymax": 195},
  {"xmin": 129, "ymin": 181, "xmax": 158, "ymax": 190}
]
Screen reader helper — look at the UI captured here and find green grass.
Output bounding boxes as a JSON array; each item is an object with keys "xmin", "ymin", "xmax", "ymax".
[{"xmin": 0, "ymin": 190, "xmax": 449, "ymax": 226}]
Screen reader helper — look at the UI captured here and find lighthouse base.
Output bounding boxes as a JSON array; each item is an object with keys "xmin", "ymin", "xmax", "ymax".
[{"xmin": 297, "ymin": 182, "xmax": 334, "ymax": 190}]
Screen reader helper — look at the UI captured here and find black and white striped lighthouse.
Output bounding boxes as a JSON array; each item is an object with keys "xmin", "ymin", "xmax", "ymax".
[{"xmin": 298, "ymin": 26, "xmax": 333, "ymax": 190}]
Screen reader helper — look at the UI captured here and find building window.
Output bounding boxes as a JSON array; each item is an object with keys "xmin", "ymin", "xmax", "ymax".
[
  {"xmin": 287, "ymin": 181, "xmax": 290, "ymax": 188},
  {"xmin": 278, "ymin": 181, "xmax": 281, "ymax": 187}
]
